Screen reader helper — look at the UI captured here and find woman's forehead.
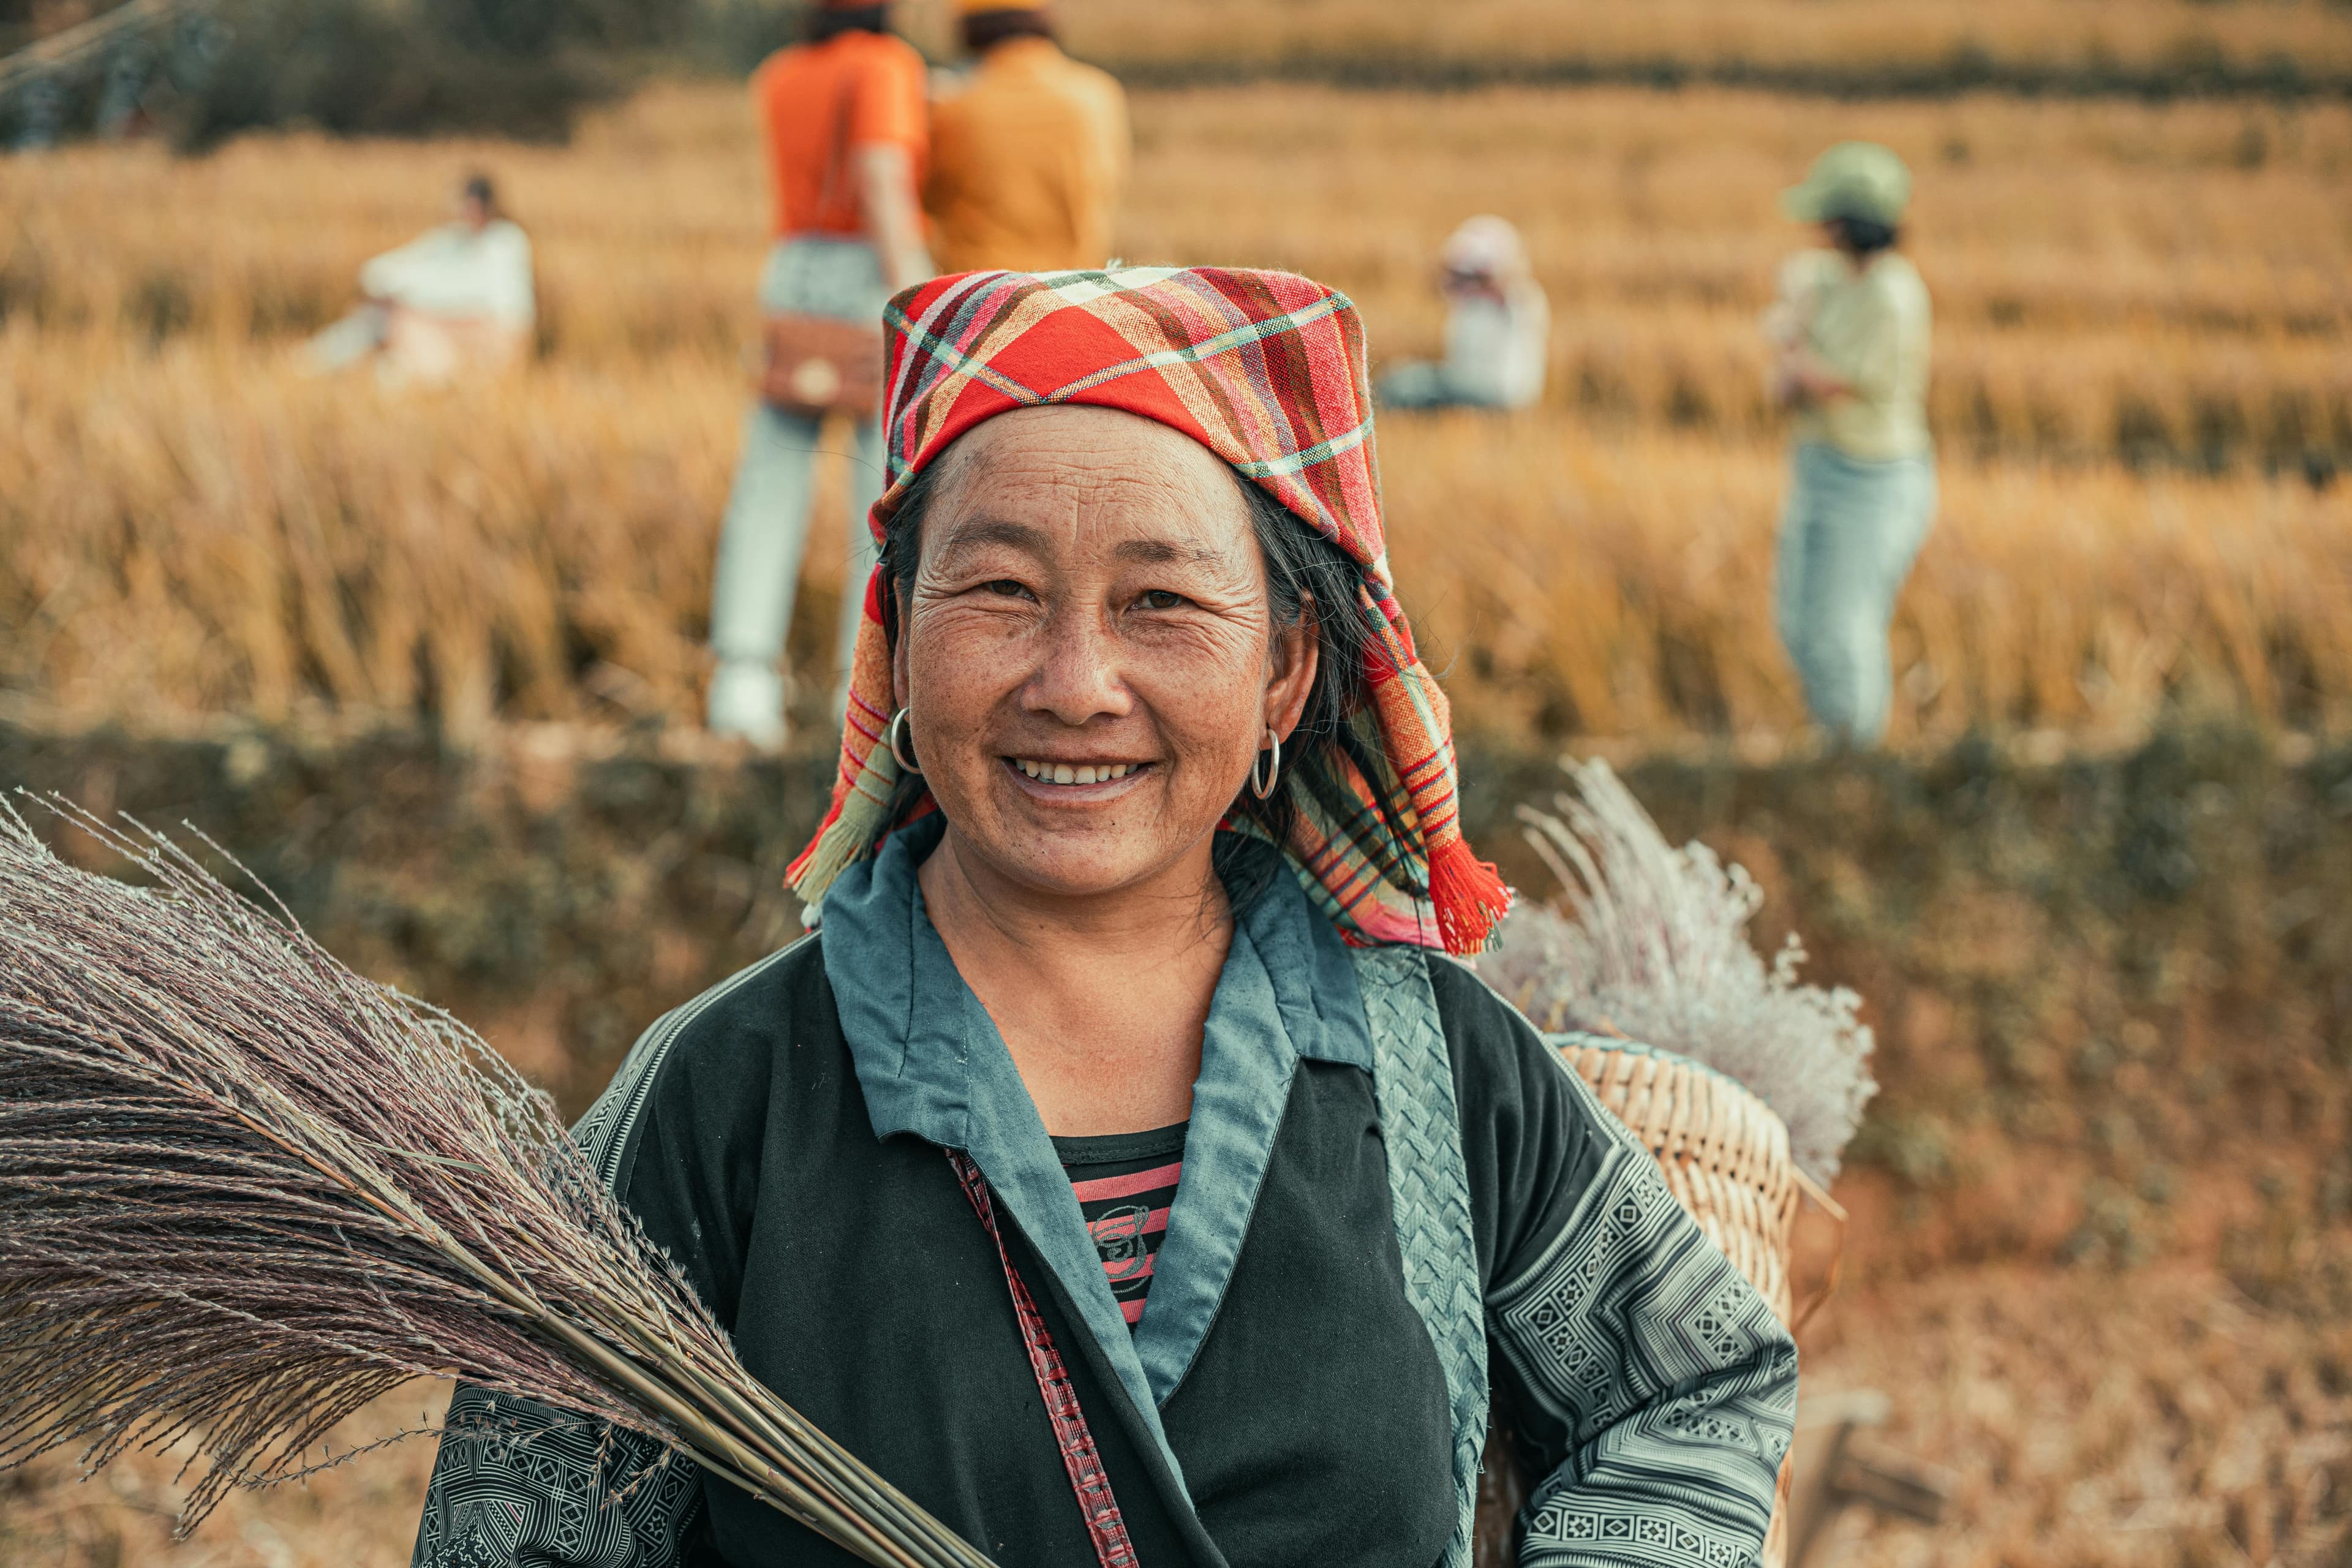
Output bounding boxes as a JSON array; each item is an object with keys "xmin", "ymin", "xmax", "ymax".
[{"xmin": 926, "ymin": 406, "xmax": 1253, "ymax": 562}]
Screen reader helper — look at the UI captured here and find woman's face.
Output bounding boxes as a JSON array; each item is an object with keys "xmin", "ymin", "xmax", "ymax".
[{"xmin": 894, "ymin": 405, "xmax": 1317, "ymax": 902}]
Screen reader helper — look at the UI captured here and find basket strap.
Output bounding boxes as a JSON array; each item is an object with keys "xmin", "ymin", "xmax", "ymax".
[
  {"xmin": 948, "ymin": 1148, "xmax": 1139, "ymax": 1568},
  {"xmin": 1351, "ymin": 944, "xmax": 1487, "ymax": 1568},
  {"xmin": 1787, "ymin": 1166, "xmax": 1849, "ymax": 1336}
]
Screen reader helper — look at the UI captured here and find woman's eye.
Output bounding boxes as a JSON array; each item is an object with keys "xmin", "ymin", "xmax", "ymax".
[
  {"xmin": 1139, "ymin": 589, "xmax": 1187, "ymax": 611},
  {"xmin": 985, "ymin": 579, "xmax": 1031, "ymax": 598}
]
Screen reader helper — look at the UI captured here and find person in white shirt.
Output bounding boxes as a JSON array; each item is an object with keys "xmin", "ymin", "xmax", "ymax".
[
  {"xmin": 306, "ymin": 174, "xmax": 535, "ymax": 385},
  {"xmin": 1376, "ymin": 215, "xmax": 1549, "ymax": 412},
  {"xmin": 1765, "ymin": 141, "xmax": 1936, "ymax": 747}
]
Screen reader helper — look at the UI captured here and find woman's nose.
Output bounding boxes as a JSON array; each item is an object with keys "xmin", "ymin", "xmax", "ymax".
[{"xmin": 1022, "ymin": 606, "xmax": 1134, "ymax": 727}]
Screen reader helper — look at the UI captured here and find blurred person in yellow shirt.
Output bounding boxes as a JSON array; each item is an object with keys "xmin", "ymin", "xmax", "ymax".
[
  {"xmin": 706, "ymin": 0, "xmax": 933, "ymax": 748},
  {"xmin": 924, "ymin": 0, "xmax": 1129, "ymax": 274},
  {"xmin": 1765, "ymin": 141, "xmax": 1936, "ymax": 748}
]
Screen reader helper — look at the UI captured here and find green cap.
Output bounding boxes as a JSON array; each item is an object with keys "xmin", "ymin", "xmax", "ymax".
[{"xmin": 1781, "ymin": 141, "xmax": 1912, "ymax": 226}]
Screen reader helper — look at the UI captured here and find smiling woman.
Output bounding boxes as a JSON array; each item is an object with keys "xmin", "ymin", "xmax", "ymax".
[
  {"xmin": 411, "ymin": 268, "xmax": 1799, "ymax": 1568},
  {"xmin": 881, "ymin": 418, "xmax": 1382, "ymax": 894}
]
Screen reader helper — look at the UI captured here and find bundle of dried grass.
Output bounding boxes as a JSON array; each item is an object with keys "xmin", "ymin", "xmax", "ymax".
[
  {"xmin": 0, "ymin": 797, "xmax": 992, "ymax": 1568},
  {"xmin": 1485, "ymin": 759, "xmax": 1875, "ymax": 1183}
]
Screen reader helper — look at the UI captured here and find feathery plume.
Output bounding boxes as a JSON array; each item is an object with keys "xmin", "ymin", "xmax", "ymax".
[
  {"xmin": 1485, "ymin": 760, "xmax": 1875, "ymax": 1182},
  {"xmin": 0, "ymin": 795, "xmax": 993, "ymax": 1568}
]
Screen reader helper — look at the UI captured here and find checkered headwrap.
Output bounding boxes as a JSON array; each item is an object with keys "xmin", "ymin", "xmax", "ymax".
[{"xmin": 786, "ymin": 266, "xmax": 1509, "ymax": 954}]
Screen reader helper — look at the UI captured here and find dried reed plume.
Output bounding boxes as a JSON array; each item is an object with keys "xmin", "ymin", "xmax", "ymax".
[
  {"xmin": 0, "ymin": 796, "xmax": 993, "ymax": 1568},
  {"xmin": 1485, "ymin": 760, "xmax": 1875, "ymax": 1182}
]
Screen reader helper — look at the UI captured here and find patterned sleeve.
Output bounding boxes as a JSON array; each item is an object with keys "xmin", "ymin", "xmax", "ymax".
[
  {"xmin": 410, "ymin": 1387, "xmax": 701, "ymax": 1568},
  {"xmin": 1487, "ymin": 1115, "xmax": 1798, "ymax": 1568},
  {"xmin": 411, "ymin": 988, "xmax": 723, "ymax": 1568}
]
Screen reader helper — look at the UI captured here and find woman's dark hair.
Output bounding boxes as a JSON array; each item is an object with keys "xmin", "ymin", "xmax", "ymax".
[
  {"xmin": 1222, "ymin": 477, "xmax": 1378, "ymax": 840},
  {"xmin": 962, "ymin": 8, "xmax": 1056, "ymax": 51},
  {"xmin": 462, "ymin": 173, "xmax": 499, "ymax": 215},
  {"xmin": 874, "ymin": 447, "xmax": 1403, "ymax": 908},
  {"xmin": 808, "ymin": 4, "xmax": 891, "ymax": 42},
  {"xmin": 1829, "ymin": 215, "xmax": 1901, "ymax": 255}
]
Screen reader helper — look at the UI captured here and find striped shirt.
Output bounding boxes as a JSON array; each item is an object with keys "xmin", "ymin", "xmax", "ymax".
[{"xmin": 1052, "ymin": 1122, "xmax": 1186, "ymax": 1329}]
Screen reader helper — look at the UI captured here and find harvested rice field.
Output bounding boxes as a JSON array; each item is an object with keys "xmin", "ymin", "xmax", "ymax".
[{"xmin": 3, "ymin": 77, "xmax": 2347, "ymax": 747}]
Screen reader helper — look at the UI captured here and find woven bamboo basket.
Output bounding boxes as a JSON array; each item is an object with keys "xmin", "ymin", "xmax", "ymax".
[
  {"xmin": 1558, "ymin": 1033, "xmax": 1800, "ymax": 1321},
  {"xmin": 1469, "ymin": 1032, "xmax": 1807, "ymax": 1568}
]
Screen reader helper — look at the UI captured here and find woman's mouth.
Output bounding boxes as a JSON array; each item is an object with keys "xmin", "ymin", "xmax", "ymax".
[{"xmin": 1005, "ymin": 758, "xmax": 1148, "ymax": 789}]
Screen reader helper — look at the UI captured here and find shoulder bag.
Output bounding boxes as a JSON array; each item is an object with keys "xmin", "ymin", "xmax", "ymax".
[{"xmin": 758, "ymin": 70, "xmax": 888, "ymax": 421}]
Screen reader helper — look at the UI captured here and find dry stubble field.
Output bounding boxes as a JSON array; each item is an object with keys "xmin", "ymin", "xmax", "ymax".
[
  {"xmin": 2, "ymin": 77, "xmax": 2348, "ymax": 747},
  {"xmin": 3, "ymin": 37, "xmax": 2351, "ymax": 1568}
]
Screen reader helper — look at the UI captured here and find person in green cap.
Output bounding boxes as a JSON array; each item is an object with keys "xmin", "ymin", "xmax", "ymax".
[{"xmin": 1763, "ymin": 140, "xmax": 1935, "ymax": 746}]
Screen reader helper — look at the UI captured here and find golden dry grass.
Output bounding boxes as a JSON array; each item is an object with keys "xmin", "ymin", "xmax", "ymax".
[
  {"xmin": 3, "ymin": 81, "xmax": 2347, "ymax": 745},
  {"xmin": 0, "ymin": 328, "xmax": 747, "ymax": 734},
  {"xmin": 9, "ymin": 330, "xmax": 2343, "ymax": 744},
  {"xmin": 1122, "ymin": 87, "xmax": 2352, "ymax": 470},
  {"xmin": 11, "ymin": 83, "xmax": 2348, "ymax": 426}
]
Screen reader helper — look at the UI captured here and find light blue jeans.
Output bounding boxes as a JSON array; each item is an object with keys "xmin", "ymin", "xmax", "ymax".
[
  {"xmin": 1773, "ymin": 442, "xmax": 1937, "ymax": 745},
  {"xmin": 709, "ymin": 238, "xmax": 892, "ymax": 718}
]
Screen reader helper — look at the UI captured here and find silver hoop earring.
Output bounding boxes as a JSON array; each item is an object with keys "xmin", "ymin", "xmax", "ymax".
[
  {"xmin": 1250, "ymin": 729, "xmax": 1281, "ymax": 801},
  {"xmin": 887, "ymin": 707, "xmax": 921, "ymax": 774}
]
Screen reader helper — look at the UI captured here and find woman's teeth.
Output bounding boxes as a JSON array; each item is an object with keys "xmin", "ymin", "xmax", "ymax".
[{"xmin": 1014, "ymin": 760, "xmax": 1135, "ymax": 785}]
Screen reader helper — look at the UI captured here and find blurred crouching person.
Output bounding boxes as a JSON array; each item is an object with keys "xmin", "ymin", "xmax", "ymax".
[
  {"xmin": 706, "ymin": 0, "xmax": 933, "ymax": 749},
  {"xmin": 1765, "ymin": 141, "xmax": 1936, "ymax": 747},
  {"xmin": 924, "ymin": 0, "xmax": 1129, "ymax": 273},
  {"xmin": 1374, "ymin": 216, "xmax": 1549, "ymax": 412},
  {"xmin": 304, "ymin": 174, "xmax": 533, "ymax": 386}
]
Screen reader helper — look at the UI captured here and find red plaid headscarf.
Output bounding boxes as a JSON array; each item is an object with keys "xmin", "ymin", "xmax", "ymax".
[{"xmin": 786, "ymin": 266, "xmax": 1509, "ymax": 954}]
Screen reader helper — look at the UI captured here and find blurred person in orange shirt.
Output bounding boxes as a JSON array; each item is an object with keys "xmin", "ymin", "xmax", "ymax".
[
  {"xmin": 924, "ymin": 0, "xmax": 1129, "ymax": 274},
  {"xmin": 707, "ymin": 0, "xmax": 933, "ymax": 749}
]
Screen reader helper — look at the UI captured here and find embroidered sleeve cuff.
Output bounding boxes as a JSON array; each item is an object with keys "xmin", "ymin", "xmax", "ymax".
[{"xmin": 1490, "ymin": 1136, "xmax": 1798, "ymax": 1567}]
